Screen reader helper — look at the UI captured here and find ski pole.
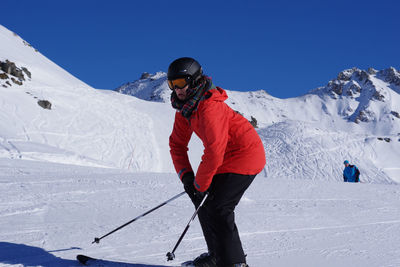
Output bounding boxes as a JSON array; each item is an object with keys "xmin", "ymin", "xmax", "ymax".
[
  {"xmin": 92, "ymin": 191, "xmax": 185, "ymax": 244},
  {"xmin": 166, "ymin": 193, "xmax": 209, "ymax": 261}
]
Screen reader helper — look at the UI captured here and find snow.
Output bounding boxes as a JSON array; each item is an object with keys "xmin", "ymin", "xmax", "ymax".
[
  {"xmin": 1, "ymin": 159, "xmax": 400, "ymax": 267},
  {"xmin": 1, "ymin": 24, "xmax": 400, "ymax": 266}
]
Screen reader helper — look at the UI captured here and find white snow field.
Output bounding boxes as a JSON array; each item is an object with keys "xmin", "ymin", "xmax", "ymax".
[
  {"xmin": 1, "ymin": 24, "xmax": 400, "ymax": 266},
  {"xmin": 0, "ymin": 159, "xmax": 400, "ymax": 267}
]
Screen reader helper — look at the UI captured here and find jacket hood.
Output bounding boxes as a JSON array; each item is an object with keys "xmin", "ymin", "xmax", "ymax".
[{"xmin": 206, "ymin": 87, "xmax": 228, "ymax": 102}]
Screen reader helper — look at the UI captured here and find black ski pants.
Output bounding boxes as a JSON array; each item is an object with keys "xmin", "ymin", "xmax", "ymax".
[{"xmin": 191, "ymin": 173, "xmax": 256, "ymax": 266}]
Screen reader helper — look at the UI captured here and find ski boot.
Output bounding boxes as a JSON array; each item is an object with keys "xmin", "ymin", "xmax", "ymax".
[{"xmin": 192, "ymin": 252, "xmax": 217, "ymax": 267}]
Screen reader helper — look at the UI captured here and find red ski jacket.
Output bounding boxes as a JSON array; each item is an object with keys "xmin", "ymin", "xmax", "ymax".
[{"xmin": 169, "ymin": 87, "xmax": 266, "ymax": 192}]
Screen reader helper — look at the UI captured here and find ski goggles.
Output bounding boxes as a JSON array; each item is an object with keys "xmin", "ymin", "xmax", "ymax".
[{"xmin": 167, "ymin": 77, "xmax": 190, "ymax": 90}]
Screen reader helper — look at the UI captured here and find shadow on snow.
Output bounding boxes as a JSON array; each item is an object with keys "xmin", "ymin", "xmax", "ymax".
[{"xmin": 0, "ymin": 242, "xmax": 170, "ymax": 266}]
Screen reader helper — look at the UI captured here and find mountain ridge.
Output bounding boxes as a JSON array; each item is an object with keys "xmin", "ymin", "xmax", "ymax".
[
  {"xmin": 1, "ymin": 24, "xmax": 399, "ymax": 183},
  {"xmin": 115, "ymin": 67, "xmax": 400, "ymax": 135}
]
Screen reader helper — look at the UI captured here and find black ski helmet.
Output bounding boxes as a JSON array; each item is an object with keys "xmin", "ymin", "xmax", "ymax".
[{"xmin": 167, "ymin": 57, "xmax": 203, "ymax": 87}]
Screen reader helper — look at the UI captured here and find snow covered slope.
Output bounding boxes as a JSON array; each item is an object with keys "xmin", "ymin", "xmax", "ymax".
[
  {"xmin": 1, "ymin": 24, "xmax": 400, "ymax": 267},
  {"xmin": 116, "ymin": 69, "xmax": 400, "ymax": 183},
  {"xmin": 116, "ymin": 68, "xmax": 400, "ymax": 135},
  {"xmin": 1, "ymin": 23, "xmax": 399, "ymax": 183},
  {"xmin": 0, "ymin": 25, "xmax": 88, "ymax": 90},
  {"xmin": 0, "ymin": 25, "xmax": 179, "ymax": 171},
  {"xmin": 1, "ymin": 159, "xmax": 399, "ymax": 267}
]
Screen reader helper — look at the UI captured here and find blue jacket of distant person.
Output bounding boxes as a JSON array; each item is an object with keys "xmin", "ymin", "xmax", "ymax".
[{"xmin": 343, "ymin": 165, "xmax": 360, "ymax": 182}]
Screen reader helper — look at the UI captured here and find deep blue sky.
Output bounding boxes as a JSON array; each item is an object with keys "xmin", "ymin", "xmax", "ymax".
[{"xmin": 2, "ymin": 0, "xmax": 400, "ymax": 98}]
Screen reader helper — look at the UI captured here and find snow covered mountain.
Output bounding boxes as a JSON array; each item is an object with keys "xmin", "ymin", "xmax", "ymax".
[
  {"xmin": 0, "ymin": 24, "xmax": 177, "ymax": 171},
  {"xmin": 116, "ymin": 67, "xmax": 400, "ymax": 134},
  {"xmin": 116, "ymin": 68, "xmax": 400, "ymax": 183},
  {"xmin": 115, "ymin": 72, "xmax": 171, "ymax": 103},
  {"xmin": 1, "ymin": 25, "xmax": 400, "ymax": 267},
  {"xmin": 1, "ymin": 23, "xmax": 399, "ymax": 183},
  {"xmin": 310, "ymin": 67, "xmax": 400, "ymax": 132}
]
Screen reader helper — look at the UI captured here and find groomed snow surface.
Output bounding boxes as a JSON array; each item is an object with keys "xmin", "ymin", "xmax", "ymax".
[{"xmin": 1, "ymin": 159, "xmax": 399, "ymax": 267}]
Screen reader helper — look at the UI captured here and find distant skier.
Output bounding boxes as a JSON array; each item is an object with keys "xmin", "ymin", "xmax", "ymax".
[
  {"xmin": 168, "ymin": 57, "xmax": 266, "ymax": 267},
  {"xmin": 343, "ymin": 160, "xmax": 360, "ymax": 183}
]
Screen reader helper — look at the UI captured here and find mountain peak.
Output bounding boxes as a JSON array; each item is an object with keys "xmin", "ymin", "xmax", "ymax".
[
  {"xmin": 0, "ymin": 24, "xmax": 90, "ymax": 90},
  {"xmin": 310, "ymin": 67, "xmax": 400, "ymax": 126},
  {"xmin": 115, "ymin": 71, "xmax": 170, "ymax": 102},
  {"xmin": 377, "ymin": 67, "xmax": 400, "ymax": 89}
]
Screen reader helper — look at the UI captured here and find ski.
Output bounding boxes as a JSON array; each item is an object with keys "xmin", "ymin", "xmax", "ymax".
[
  {"xmin": 77, "ymin": 254, "xmax": 185, "ymax": 266},
  {"xmin": 76, "ymin": 254, "xmax": 135, "ymax": 266}
]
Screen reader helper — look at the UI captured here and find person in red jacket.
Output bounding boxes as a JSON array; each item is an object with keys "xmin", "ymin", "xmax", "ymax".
[{"xmin": 168, "ymin": 57, "xmax": 266, "ymax": 267}]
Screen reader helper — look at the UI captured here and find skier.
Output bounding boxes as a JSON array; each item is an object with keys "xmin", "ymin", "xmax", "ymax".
[
  {"xmin": 168, "ymin": 57, "xmax": 266, "ymax": 267},
  {"xmin": 343, "ymin": 160, "xmax": 360, "ymax": 183}
]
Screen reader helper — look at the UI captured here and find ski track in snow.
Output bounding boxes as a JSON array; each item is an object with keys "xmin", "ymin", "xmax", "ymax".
[
  {"xmin": 1, "ymin": 24, "xmax": 400, "ymax": 267},
  {"xmin": 1, "ymin": 159, "xmax": 400, "ymax": 267},
  {"xmin": 259, "ymin": 121, "xmax": 395, "ymax": 184}
]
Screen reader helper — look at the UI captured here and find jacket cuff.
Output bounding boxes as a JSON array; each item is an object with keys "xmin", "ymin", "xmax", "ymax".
[
  {"xmin": 178, "ymin": 168, "xmax": 193, "ymax": 181},
  {"xmin": 194, "ymin": 178, "xmax": 210, "ymax": 192}
]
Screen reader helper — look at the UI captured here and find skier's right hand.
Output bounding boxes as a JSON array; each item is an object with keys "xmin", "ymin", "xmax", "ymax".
[
  {"xmin": 182, "ymin": 172, "xmax": 196, "ymax": 197},
  {"xmin": 182, "ymin": 172, "xmax": 203, "ymax": 206}
]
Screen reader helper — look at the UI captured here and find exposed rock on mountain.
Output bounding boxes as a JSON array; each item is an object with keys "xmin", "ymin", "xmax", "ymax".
[
  {"xmin": 37, "ymin": 99, "xmax": 52, "ymax": 110},
  {"xmin": 0, "ymin": 59, "xmax": 30, "ymax": 87},
  {"xmin": 115, "ymin": 72, "xmax": 170, "ymax": 102},
  {"xmin": 311, "ymin": 67, "xmax": 400, "ymax": 126}
]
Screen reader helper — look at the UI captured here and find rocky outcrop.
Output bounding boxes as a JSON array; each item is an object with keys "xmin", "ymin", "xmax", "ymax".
[
  {"xmin": 355, "ymin": 110, "xmax": 375, "ymax": 123},
  {"xmin": 22, "ymin": 40, "xmax": 38, "ymax": 52},
  {"xmin": 367, "ymin": 68, "xmax": 377, "ymax": 75},
  {"xmin": 372, "ymin": 91, "xmax": 385, "ymax": 101},
  {"xmin": 320, "ymin": 68, "xmax": 366, "ymax": 98},
  {"xmin": 0, "ymin": 60, "xmax": 25, "ymax": 80},
  {"xmin": 353, "ymin": 69, "xmax": 370, "ymax": 83},
  {"xmin": 0, "ymin": 73, "xmax": 9, "ymax": 80},
  {"xmin": 378, "ymin": 67, "xmax": 400, "ymax": 86},
  {"xmin": 11, "ymin": 77, "xmax": 23, "ymax": 85},
  {"xmin": 337, "ymin": 69, "xmax": 353, "ymax": 81},
  {"xmin": 22, "ymin": 67, "xmax": 31, "ymax": 79},
  {"xmin": 311, "ymin": 67, "xmax": 400, "ymax": 125},
  {"xmin": 328, "ymin": 81, "xmax": 343, "ymax": 95},
  {"xmin": 37, "ymin": 100, "xmax": 52, "ymax": 110},
  {"xmin": 140, "ymin": 72, "xmax": 151, "ymax": 79},
  {"xmin": 249, "ymin": 116, "xmax": 258, "ymax": 128},
  {"xmin": 0, "ymin": 60, "xmax": 31, "ymax": 88}
]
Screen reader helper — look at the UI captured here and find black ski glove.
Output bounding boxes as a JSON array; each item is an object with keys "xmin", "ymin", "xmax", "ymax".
[
  {"xmin": 182, "ymin": 172, "xmax": 196, "ymax": 198},
  {"xmin": 182, "ymin": 172, "xmax": 206, "ymax": 206}
]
